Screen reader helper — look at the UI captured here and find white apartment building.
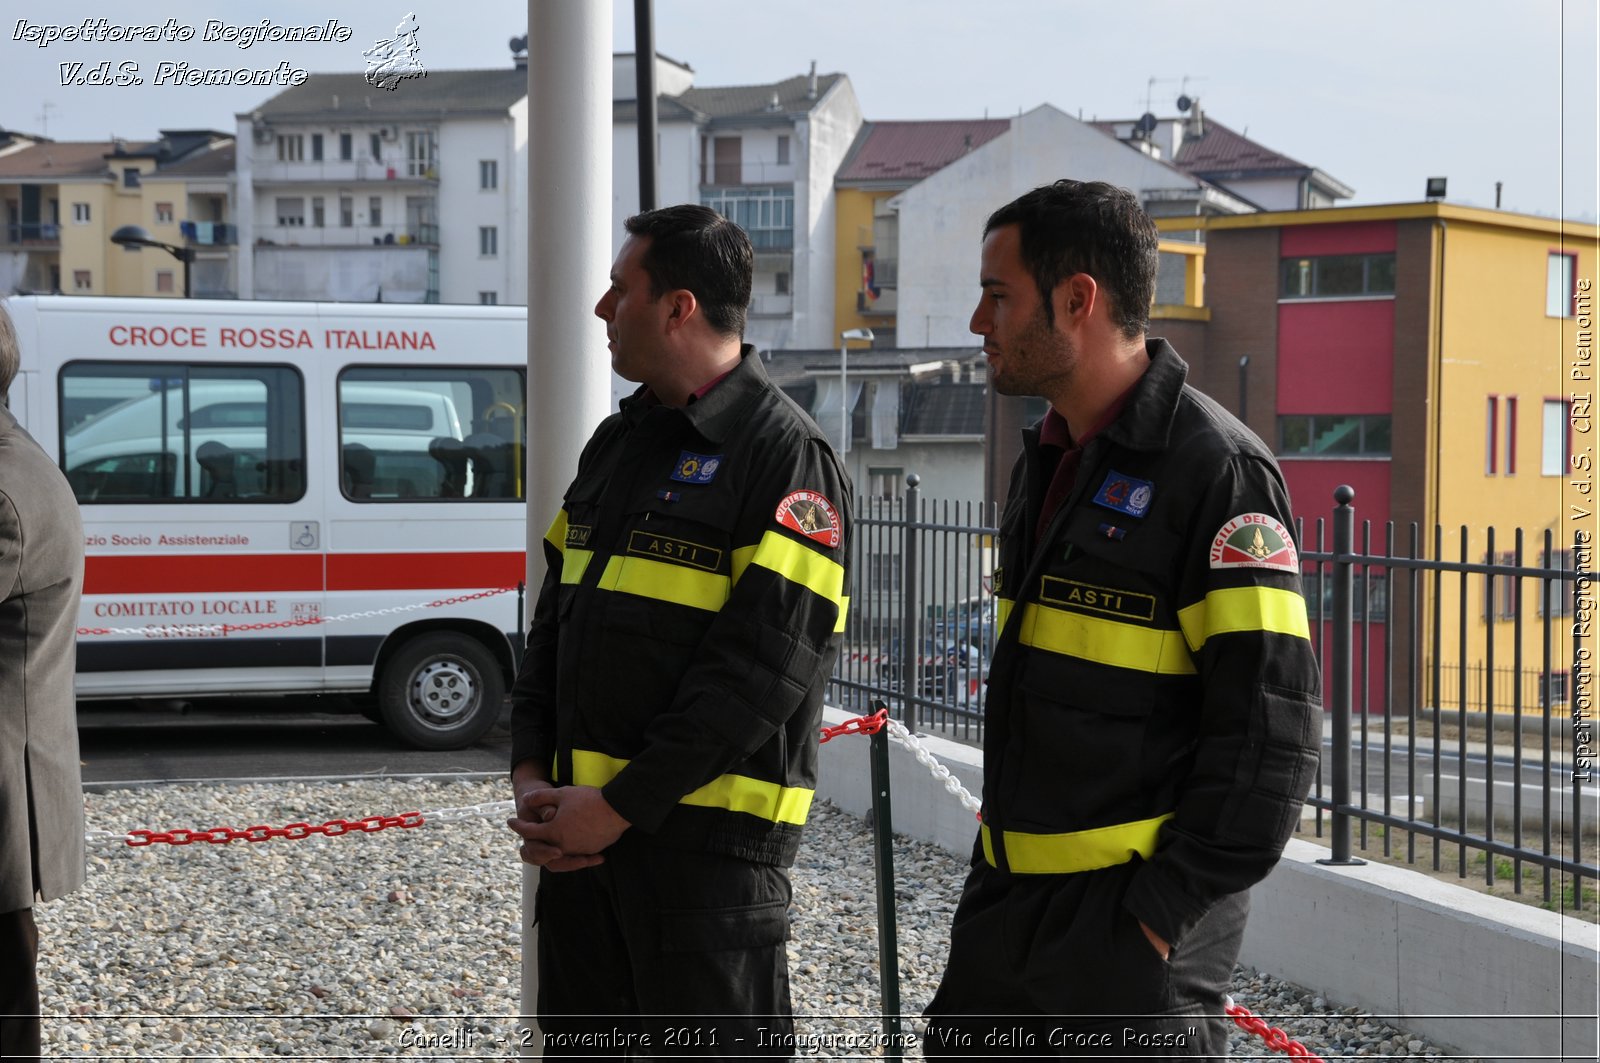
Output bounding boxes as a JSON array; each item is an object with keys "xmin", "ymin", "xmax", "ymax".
[
  {"xmin": 235, "ymin": 65, "xmax": 527, "ymax": 305},
  {"xmin": 614, "ymin": 57, "xmax": 863, "ymax": 350}
]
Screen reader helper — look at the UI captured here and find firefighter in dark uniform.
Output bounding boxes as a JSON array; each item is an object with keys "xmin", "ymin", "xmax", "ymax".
[
  {"xmin": 506, "ymin": 204, "xmax": 851, "ymax": 1058},
  {"xmin": 923, "ymin": 181, "xmax": 1321, "ymax": 1058}
]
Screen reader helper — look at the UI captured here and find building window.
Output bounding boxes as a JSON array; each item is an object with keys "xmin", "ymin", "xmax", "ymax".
[
  {"xmin": 867, "ymin": 551, "xmax": 901, "ymax": 592},
  {"xmin": 122, "ymin": 167, "xmax": 141, "ymax": 188},
  {"xmin": 339, "ymin": 133, "xmax": 353, "ymax": 161},
  {"xmin": 1543, "ymin": 399, "xmax": 1571, "ymax": 475},
  {"xmin": 710, "ymin": 135, "xmax": 741, "ymax": 185},
  {"xmin": 340, "ymin": 196, "xmax": 353, "ymax": 228},
  {"xmin": 1280, "ymin": 253, "xmax": 1396, "ymax": 298},
  {"xmin": 277, "ymin": 134, "xmax": 303, "ymax": 162},
  {"xmin": 1542, "ymin": 549, "xmax": 1576, "ymax": 618},
  {"xmin": 866, "ymin": 466, "xmax": 903, "ymax": 501},
  {"xmin": 775, "ymin": 271, "xmax": 790, "ymax": 295},
  {"xmin": 776, "ymin": 135, "xmax": 790, "ymax": 165},
  {"xmin": 1485, "ymin": 396, "xmax": 1498, "ymax": 475},
  {"xmin": 480, "ymin": 160, "xmax": 497, "ymax": 190},
  {"xmin": 1481, "ymin": 551, "xmax": 1520, "ymax": 621},
  {"xmin": 1301, "ymin": 572, "xmax": 1390, "ymax": 621},
  {"xmin": 1542, "ymin": 670, "xmax": 1570, "ymax": 707},
  {"xmin": 1505, "ymin": 397, "xmax": 1517, "ymax": 475},
  {"xmin": 311, "ymin": 197, "xmax": 325, "ymax": 228},
  {"xmin": 1277, "ymin": 414, "xmax": 1392, "ymax": 457},
  {"xmin": 479, "ymin": 291, "xmax": 498, "ymax": 305},
  {"xmin": 370, "ymin": 133, "xmax": 382, "ymax": 161},
  {"xmin": 275, "ymin": 197, "xmax": 305, "ymax": 227},
  {"xmin": 311, "ymin": 134, "xmax": 324, "ymax": 162},
  {"xmin": 405, "ymin": 130, "xmax": 436, "ymax": 177},
  {"xmin": 369, "ymin": 197, "xmax": 382, "ymax": 226},
  {"xmin": 479, "ymin": 226, "xmax": 498, "ymax": 256},
  {"xmin": 1547, "ymin": 252, "xmax": 1576, "ymax": 317},
  {"xmin": 73, "ymin": 270, "xmax": 91, "ymax": 291},
  {"xmin": 155, "ymin": 271, "xmax": 174, "ymax": 293},
  {"xmin": 700, "ymin": 186, "xmax": 795, "ymax": 250},
  {"xmin": 155, "ymin": 202, "xmax": 174, "ymax": 224},
  {"xmin": 72, "ymin": 202, "xmax": 91, "ymax": 223}
]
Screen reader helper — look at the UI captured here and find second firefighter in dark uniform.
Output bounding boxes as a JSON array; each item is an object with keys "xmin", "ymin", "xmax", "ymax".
[
  {"xmin": 507, "ymin": 205, "xmax": 850, "ymax": 1056},
  {"xmin": 924, "ymin": 181, "xmax": 1321, "ymax": 1057}
]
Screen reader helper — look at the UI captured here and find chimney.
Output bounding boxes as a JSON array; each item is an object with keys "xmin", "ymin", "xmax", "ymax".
[
  {"xmin": 807, "ymin": 61, "xmax": 817, "ymax": 100},
  {"xmin": 331, "ymin": 94, "xmax": 339, "ymax": 110},
  {"xmin": 1186, "ymin": 99, "xmax": 1204, "ymax": 142}
]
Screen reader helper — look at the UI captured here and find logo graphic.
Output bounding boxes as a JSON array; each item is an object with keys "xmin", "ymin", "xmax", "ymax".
[
  {"xmin": 364, "ymin": 12, "xmax": 426, "ymax": 91},
  {"xmin": 1092, "ymin": 470, "xmax": 1154, "ymax": 518},
  {"xmin": 775, "ymin": 490, "xmax": 841, "ymax": 549},
  {"xmin": 1209, "ymin": 513, "xmax": 1299, "ymax": 572},
  {"xmin": 670, "ymin": 451, "xmax": 723, "ymax": 484}
]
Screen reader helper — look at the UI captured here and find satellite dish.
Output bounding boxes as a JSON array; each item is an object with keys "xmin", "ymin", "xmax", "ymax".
[
  {"xmin": 1135, "ymin": 112, "xmax": 1158, "ymax": 134},
  {"xmin": 1176, "ymin": 94, "xmax": 1192, "ymax": 113}
]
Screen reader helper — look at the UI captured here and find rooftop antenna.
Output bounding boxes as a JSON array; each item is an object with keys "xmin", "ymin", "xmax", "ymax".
[
  {"xmin": 1175, "ymin": 75, "xmax": 1207, "ymax": 113},
  {"xmin": 36, "ymin": 101, "xmax": 55, "ymax": 136},
  {"xmin": 1143, "ymin": 76, "xmax": 1179, "ymax": 114}
]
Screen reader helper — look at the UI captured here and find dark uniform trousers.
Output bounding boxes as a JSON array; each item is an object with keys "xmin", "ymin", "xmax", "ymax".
[
  {"xmin": 0, "ymin": 906, "xmax": 41, "ymax": 1060},
  {"xmin": 924, "ymin": 858, "xmax": 1244, "ymax": 1060},
  {"xmin": 536, "ymin": 829, "xmax": 794, "ymax": 1061}
]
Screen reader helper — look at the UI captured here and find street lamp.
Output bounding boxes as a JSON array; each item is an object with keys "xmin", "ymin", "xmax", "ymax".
[
  {"xmin": 839, "ymin": 327, "xmax": 874, "ymax": 453},
  {"xmin": 110, "ymin": 224, "xmax": 194, "ymax": 298}
]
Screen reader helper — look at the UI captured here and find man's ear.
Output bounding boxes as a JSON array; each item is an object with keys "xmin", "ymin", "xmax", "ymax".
[
  {"xmin": 663, "ymin": 288, "xmax": 698, "ymax": 334},
  {"xmin": 1056, "ymin": 273, "xmax": 1099, "ymax": 325}
]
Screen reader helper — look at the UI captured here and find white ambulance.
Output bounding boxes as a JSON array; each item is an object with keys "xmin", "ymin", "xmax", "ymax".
[{"xmin": 5, "ymin": 295, "xmax": 531, "ymax": 750}]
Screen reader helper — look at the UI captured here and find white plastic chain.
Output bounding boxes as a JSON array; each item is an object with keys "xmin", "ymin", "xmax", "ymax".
[
  {"xmin": 77, "ymin": 586, "xmax": 516, "ymax": 638},
  {"xmin": 883, "ymin": 718, "xmax": 983, "ymax": 816},
  {"xmin": 84, "ymin": 799, "xmax": 517, "ymax": 848}
]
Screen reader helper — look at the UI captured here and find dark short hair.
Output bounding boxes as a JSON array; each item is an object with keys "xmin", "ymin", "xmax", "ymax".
[
  {"xmin": 984, "ymin": 180, "xmax": 1159, "ymax": 340},
  {"xmin": 624, "ymin": 204, "xmax": 753, "ymax": 339},
  {"xmin": 0, "ymin": 301, "xmax": 17, "ymax": 402}
]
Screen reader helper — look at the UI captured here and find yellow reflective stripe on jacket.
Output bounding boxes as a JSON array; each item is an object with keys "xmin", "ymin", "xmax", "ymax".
[
  {"xmin": 570, "ymin": 749, "xmax": 814, "ymax": 825},
  {"xmin": 546, "ymin": 510, "xmax": 593, "ymax": 585},
  {"xmin": 834, "ymin": 596, "xmax": 850, "ymax": 634},
  {"xmin": 981, "ymin": 813, "xmax": 1174, "ymax": 874},
  {"xmin": 997, "ymin": 597, "xmax": 1014, "ymax": 632},
  {"xmin": 1177, "ymin": 586, "xmax": 1312, "ymax": 654},
  {"xmin": 748, "ymin": 530, "xmax": 847, "ymax": 608},
  {"xmin": 1017, "ymin": 602, "xmax": 1196, "ymax": 675},
  {"xmin": 597, "ymin": 555, "xmax": 730, "ymax": 613}
]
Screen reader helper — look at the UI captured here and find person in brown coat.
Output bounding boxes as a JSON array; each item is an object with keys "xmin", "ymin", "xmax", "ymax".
[{"xmin": 0, "ymin": 300, "xmax": 85, "ymax": 1059}]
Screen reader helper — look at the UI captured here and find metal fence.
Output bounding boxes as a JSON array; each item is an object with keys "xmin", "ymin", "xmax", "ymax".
[{"xmin": 828, "ymin": 479, "xmax": 1598, "ymax": 906}]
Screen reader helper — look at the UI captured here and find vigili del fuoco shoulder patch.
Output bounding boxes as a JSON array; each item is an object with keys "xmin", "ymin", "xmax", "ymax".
[
  {"xmin": 776, "ymin": 490, "xmax": 841, "ymax": 548},
  {"xmin": 1209, "ymin": 513, "xmax": 1299, "ymax": 572}
]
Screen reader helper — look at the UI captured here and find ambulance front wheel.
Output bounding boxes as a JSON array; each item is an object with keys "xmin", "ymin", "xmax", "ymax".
[{"xmin": 378, "ymin": 632, "xmax": 505, "ymax": 750}]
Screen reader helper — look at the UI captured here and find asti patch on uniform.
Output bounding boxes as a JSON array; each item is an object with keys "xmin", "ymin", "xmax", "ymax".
[
  {"xmin": 775, "ymin": 490, "xmax": 841, "ymax": 548},
  {"xmin": 1209, "ymin": 513, "xmax": 1299, "ymax": 572},
  {"xmin": 1092, "ymin": 470, "xmax": 1154, "ymax": 518},
  {"xmin": 1039, "ymin": 575, "xmax": 1156, "ymax": 622},
  {"xmin": 670, "ymin": 451, "xmax": 723, "ymax": 484},
  {"xmin": 627, "ymin": 530, "xmax": 723, "ymax": 571}
]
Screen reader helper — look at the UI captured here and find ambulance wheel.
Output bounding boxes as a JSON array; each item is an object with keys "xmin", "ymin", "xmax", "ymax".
[{"xmin": 378, "ymin": 632, "xmax": 504, "ymax": 750}]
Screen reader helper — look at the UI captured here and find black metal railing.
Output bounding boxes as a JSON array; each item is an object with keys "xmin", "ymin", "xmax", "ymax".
[{"xmin": 831, "ymin": 478, "xmax": 1598, "ymax": 906}]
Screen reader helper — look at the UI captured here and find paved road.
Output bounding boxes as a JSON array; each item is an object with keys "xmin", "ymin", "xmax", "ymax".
[{"xmin": 77, "ymin": 697, "xmax": 513, "ymax": 787}]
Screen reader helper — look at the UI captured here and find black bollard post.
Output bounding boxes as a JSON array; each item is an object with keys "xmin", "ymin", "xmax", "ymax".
[{"xmin": 866, "ymin": 698, "xmax": 903, "ymax": 1060}]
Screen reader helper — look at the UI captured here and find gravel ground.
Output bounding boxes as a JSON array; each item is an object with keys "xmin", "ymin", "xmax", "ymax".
[{"xmin": 32, "ymin": 777, "xmax": 1473, "ymax": 1060}]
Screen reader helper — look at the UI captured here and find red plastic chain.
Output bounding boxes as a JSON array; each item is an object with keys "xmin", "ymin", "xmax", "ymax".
[
  {"xmin": 124, "ymin": 812, "xmax": 425, "ymax": 847},
  {"xmin": 1224, "ymin": 999, "xmax": 1325, "ymax": 1062},
  {"xmin": 818, "ymin": 708, "xmax": 889, "ymax": 744}
]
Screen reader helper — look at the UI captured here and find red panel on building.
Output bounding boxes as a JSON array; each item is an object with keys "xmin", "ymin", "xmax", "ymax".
[
  {"xmin": 1278, "ymin": 300, "xmax": 1394, "ymax": 413},
  {"xmin": 1280, "ymin": 460, "xmax": 1392, "ymax": 540},
  {"xmin": 1281, "ymin": 221, "xmax": 1397, "ymax": 256}
]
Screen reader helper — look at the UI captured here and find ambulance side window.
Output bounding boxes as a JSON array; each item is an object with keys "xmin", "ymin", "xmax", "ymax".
[
  {"xmin": 337, "ymin": 366, "xmax": 525, "ymax": 502},
  {"xmin": 59, "ymin": 362, "xmax": 306, "ymax": 504}
]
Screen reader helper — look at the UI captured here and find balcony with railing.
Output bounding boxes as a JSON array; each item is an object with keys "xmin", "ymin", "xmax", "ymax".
[
  {"xmin": 254, "ymin": 223, "xmax": 439, "ymax": 248},
  {"xmin": 749, "ymin": 293, "xmax": 793, "ymax": 317},
  {"xmin": 3, "ymin": 222, "xmax": 60, "ymax": 247},
  {"xmin": 251, "ymin": 159, "xmax": 437, "ymax": 184}
]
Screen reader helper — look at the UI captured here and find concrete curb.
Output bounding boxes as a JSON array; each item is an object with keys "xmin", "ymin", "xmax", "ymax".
[{"xmin": 817, "ymin": 705, "xmax": 1600, "ymax": 1063}]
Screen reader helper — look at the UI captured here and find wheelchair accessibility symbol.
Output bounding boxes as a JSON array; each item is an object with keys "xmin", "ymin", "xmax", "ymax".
[{"xmin": 291, "ymin": 522, "xmax": 319, "ymax": 550}]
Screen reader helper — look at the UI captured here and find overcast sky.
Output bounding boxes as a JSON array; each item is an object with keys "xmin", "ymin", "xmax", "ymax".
[{"xmin": 3, "ymin": 0, "xmax": 1595, "ymax": 221}]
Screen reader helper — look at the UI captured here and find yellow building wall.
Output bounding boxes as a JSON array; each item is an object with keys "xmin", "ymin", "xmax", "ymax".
[
  {"xmin": 1423, "ymin": 219, "xmax": 1597, "ymax": 713},
  {"xmin": 833, "ymin": 187, "xmax": 891, "ymax": 340},
  {"xmin": 57, "ymin": 182, "xmax": 110, "ymax": 295}
]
